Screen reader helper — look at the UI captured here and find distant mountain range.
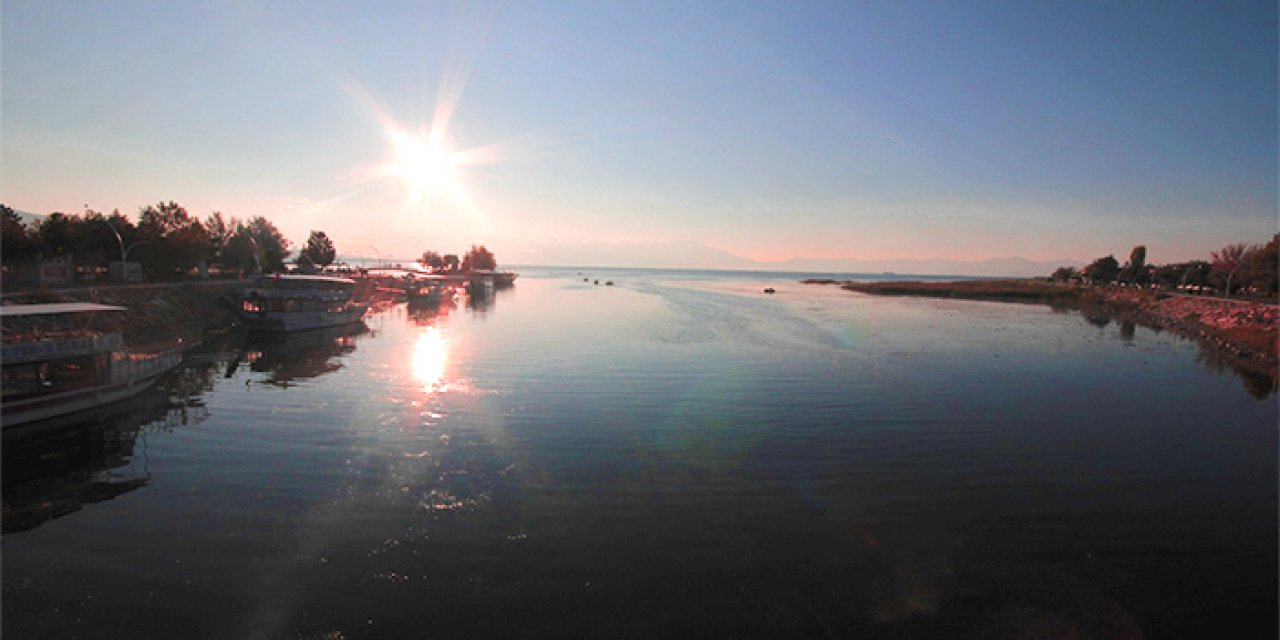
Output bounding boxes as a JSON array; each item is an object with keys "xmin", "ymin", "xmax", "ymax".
[
  {"xmin": 12, "ymin": 209, "xmax": 46, "ymax": 226},
  {"xmin": 765, "ymin": 254, "xmax": 1084, "ymax": 277},
  {"xmin": 504, "ymin": 240, "xmax": 1081, "ymax": 277}
]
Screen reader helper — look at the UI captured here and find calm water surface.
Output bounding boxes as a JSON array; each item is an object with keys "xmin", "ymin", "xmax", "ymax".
[{"xmin": 4, "ymin": 269, "xmax": 1276, "ymax": 639}]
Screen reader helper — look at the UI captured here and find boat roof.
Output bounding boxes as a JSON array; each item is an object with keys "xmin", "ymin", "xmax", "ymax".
[{"xmin": 0, "ymin": 303, "xmax": 128, "ymax": 317}]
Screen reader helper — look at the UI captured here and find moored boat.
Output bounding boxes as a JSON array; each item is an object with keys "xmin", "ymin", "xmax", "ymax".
[
  {"xmin": 471, "ymin": 269, "xmax": 518, "ymax": 288},
  {"xmin": 406, "ymin": 275, "xmax": 453, "ymax": 306},
  {"xmin": 1, "ymin": 303, "xmax": 183, "ymax": 429},
  {"xmin": 235, "ymin": 274, "xmax": 369, "ymax": 332}
]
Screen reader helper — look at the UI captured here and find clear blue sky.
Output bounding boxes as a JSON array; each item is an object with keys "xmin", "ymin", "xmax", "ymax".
[{"xmin": 2, "ymin": 1, "xmax": 1275, "ymax": 265}]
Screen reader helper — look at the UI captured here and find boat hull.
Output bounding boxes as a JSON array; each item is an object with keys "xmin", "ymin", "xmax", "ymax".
[
  {"xmin": 237, "ymin": 305, "xmax": 370, "ymax": 332},
  {"xmin": 1, "ymin": 350, "xmax": 182, "ymax": 429}
]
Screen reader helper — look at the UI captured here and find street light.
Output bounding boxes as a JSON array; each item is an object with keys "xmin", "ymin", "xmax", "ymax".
[{"xmin": 100, "ymin": 218, "xmax": 149, "ymax": 284}]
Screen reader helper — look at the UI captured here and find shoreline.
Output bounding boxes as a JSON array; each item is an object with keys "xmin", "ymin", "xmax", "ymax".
[{"xmin": 803, "ymin": 278, "xmax": 1279, "ymax": 367}]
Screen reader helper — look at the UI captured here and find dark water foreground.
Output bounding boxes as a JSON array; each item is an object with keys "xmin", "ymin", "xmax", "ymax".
[{"xmin": 3, "ymin": 269, "xmax": 1276, "ymax": 639}]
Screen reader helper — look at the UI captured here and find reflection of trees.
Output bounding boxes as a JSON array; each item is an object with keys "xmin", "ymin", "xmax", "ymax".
[
  {"xmin": 155, "ymin": 357, "xmax": 224, "ymax": 427},
  {"xmin": 241, "ymin": 323, "xmax": 367, "ymax": 388},
  {"xmin": 1079, "ymin": 307, "xmax": 1112, "ymax": 328},
  {"xmin": 1118, "ymin": 321, "xmax": 1135, "ymax": 341},
  {"xmin": 2, "ymin": 388, "xmax": 171, "ymax": 534},
  {"xmin": 1075, "ymin": 305, "xmax": 1276, "ymax": 398},
  {"xmin": 1195, "ymin": 347, "xmax": 1278, "ymax": 400},
  {"xmin": 465, "ymin": 287, "xmax": 495, "ymax": 313}
]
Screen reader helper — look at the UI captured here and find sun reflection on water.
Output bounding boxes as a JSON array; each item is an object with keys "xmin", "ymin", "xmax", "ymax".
[{"xmin": 411, "ymin": 327, "xmax": 449, "ymax": 392}]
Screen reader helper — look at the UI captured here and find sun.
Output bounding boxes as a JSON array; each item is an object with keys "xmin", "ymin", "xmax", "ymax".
[{"xmin": 386, "ymin": 127, "xmax": 465, "ymax": 206}]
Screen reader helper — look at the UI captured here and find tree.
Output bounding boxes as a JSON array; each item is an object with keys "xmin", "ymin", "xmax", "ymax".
[
  {"xmin": 244, "ymin": 216, "xmax": 292, "ymax": 272},
  {"xmin": 137, "ymin": 201, "xmax": 194, "ymax": 239},
  {"xmin": 223, "ymin": 227, "xmax": 259, "ymax": 274},
  {"xmin": 300, "ymin": 230, "xmax": 337, "ymax": 268},
  {"xmin": 135, "ymin": 201, "xmax": 209, "ymax": 277},
  {"xmin": 442, "ymin": 253, "xmax": 460, "ymax": 272},
  {"xmin": 35, "ymin": 212, "xmax": 76, "ymax": 257},
  {"xmin": 1210, "ymin": 242, "xmax": 1259, "ymax": 298},
  {"xmin": 460, "ymin": 245, "xmax": 497, "ymax": 272},
  {"xmin": 419, "ymin": 250, "xmax": 444, "ymax": 271},
  {"xmin": 204, "ymin": 212, "xmax": 238, "ymax": 266},
  {"xmin": 1122, "ymin": 245, "xmax": 1147, "ymax": 285},
  {"xmin": 1051, "ymin": 266, "xmax": 1079, "ymax": 282},
  {"xmin": 75, "ymin": 209, "xmax": 121, "ymax": 269},
  {"xmin": 1, "ymin": 204, "xmax": 36, "ymax": 266},
  {"xmin": 1083, "ymin": 255, "xmax": 1120, "ymax": 284},
  {"xmin": 1241, "ymin": 233, "xmax": 1278, "ymax": 298}
]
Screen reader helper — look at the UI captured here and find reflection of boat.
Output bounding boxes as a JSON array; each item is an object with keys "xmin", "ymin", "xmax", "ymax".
[
  {"xmin": 235, "ymin": 274, "xmax": 369, "ymax": 332},
  {"xmin": 238, "ymin": 322, "xmax": 367, "ymax": 387},
  {"xmin": 2, "ymin": 386, "xmax": 169, "ymax": 533},
  {"xmin": 466, "ymin": 276, "xmax": 495, "ymax": 297},
  {"xmin": 1, "ymin": 303, "xmax": 183, "ymax": 430},
  {"xmin": 490, "ymin": 270, "xmax": 519, "ymax": 288},
  {"xmin": 409, "ymin": 293, "xmax": 459, "ymax": 325}
]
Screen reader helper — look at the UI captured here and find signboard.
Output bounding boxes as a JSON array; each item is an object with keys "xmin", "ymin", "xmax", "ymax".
[
  {"xmin": 38, "ymin": 261, "xmax": 72, "ymax": 286},
  {"xmin": 108, "ymin": 261, "xmax": 144, "ymax": 283}
]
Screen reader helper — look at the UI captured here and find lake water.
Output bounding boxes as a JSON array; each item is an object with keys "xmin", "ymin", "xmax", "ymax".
[{"xmin": 4, "ymin": 269, "xmax": 1276, "ymax": 639}]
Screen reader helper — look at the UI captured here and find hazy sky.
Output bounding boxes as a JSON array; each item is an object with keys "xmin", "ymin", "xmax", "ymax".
[{"xmin": 3, "ymin": 1, "xmax": 1276, "ymax": 265}]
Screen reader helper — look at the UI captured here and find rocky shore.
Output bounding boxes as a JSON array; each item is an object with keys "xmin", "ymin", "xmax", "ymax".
[
  {"xmin": 804, "ymin": 278, "xmax": 1278, "ymax": 366},
  {"xmin": 1099, "ymin": 289, "xmax": 1278, "ymax": 364}
]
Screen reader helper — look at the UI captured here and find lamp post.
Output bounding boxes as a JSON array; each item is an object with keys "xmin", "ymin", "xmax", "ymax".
[{"xmin": 100, "ymin": 218, "xmax": 149, "ymax": 284}]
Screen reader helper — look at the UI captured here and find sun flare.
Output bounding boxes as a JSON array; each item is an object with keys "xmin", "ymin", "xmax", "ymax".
[{"xmin": 387, "ymin": 128, "xmax": 464, "ymax": 205}]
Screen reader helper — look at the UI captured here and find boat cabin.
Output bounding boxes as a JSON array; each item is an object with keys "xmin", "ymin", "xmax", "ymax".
[{"xmin": 1, "ymin": 303, "xmax": 127, "ymax": 405}]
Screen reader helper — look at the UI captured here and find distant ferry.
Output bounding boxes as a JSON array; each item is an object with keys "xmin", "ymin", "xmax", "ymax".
[
  {"xmin": 1, "ymin": 303, "xmax": 183, "ymax": 429},
  {"xmin": 235, "ymin": 274, "xmax": 370, "ymax": 332}
]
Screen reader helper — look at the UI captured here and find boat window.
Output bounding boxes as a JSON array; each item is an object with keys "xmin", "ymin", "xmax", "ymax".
[
  {"xmin": 2, "ymin": 363, "xmax": 41, "ymax": 400},
  {"xmin": 42, "ymin": 355, "xmax": 100, "ymax": 392},
  {"xmin": 1, "ymin": 353, "xmax": 101, "ymax": 400}
]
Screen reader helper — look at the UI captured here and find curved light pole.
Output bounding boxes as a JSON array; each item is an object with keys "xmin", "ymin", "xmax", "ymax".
[{"xmin": 100, "ymin": 218, "xmax": 149, "ymax": 284}]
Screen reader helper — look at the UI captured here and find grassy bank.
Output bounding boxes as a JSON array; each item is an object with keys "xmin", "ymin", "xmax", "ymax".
[
  {"xmin": 804, "ymin": 278, "xmax": 1278, "ymax": 365},
  {"xmin": 806, "ymin": 278, "xmax": 1086, "ymax": 306},
  {"xmin": 2, "ymin": 281, "xmax": 244, "ymax": 350}
]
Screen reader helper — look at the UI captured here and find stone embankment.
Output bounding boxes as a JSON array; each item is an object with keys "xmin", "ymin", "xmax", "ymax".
[
  {"xmin": 1101, "ymin": 289, "xmax": 1278, "ymax": 364},
  {"xmin": 1, "ymin": 281, "xmax": 244, "ymax": 350}
]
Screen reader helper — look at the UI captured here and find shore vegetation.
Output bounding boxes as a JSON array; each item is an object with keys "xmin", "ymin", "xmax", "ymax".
[{"xmin": 1, "ymin": 202, "xmax": 307, "ymax": 284}]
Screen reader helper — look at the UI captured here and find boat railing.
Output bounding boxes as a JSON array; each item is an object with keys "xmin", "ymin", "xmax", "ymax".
[
  {"xmin": 0, "ymin": 328, "xmax": 105, "ymax": 345},
  {"xmin": 1, "ymin": 333, "xmax": 124, "ymax": 363},
  {"xmin": 111, "ymin": 346, "xmax": 183, "ymax": 381},
  {"xmin": 245, "ymin": 288, "xmax": 352, "ymax": 300}
]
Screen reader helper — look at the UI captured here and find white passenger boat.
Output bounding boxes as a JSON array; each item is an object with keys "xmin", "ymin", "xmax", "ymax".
[
  {"xmin": 235, "ymin": 274, "xmax": 370, "ymax": 332},
  {"xmin": 1, "ymin": 303, "xmax": 183, "ymax": 429}
]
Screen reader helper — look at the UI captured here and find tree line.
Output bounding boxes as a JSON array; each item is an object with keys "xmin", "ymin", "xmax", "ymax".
[
  {"xmin": 1052, "ymin": 235, "xmax": 1279, "ymax": 298},
  {"xmin": 418, "ymin": 245, "xmax": 497, "ymax": 273},
  {"xmin": 2, "ymin": 202, "xmax": 340, "ymax": 281}
]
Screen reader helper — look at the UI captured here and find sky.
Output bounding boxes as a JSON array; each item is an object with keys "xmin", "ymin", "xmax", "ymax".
[{"xmin": 2, "ymin": 1, "xmax": 1276, "ymax": 267}]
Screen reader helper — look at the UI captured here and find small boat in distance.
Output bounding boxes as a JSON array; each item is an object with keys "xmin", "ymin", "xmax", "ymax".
[
  {"xmin": 235, "ymin": 274, "xmax": 369, "ymax": 332},
  {"xmin": 1, "ymin": 303, "xmax": 183, "ymax": 429},
  {"xmin": 407, "ymin": 275, "xmax": 452, "ymax": 307}
]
